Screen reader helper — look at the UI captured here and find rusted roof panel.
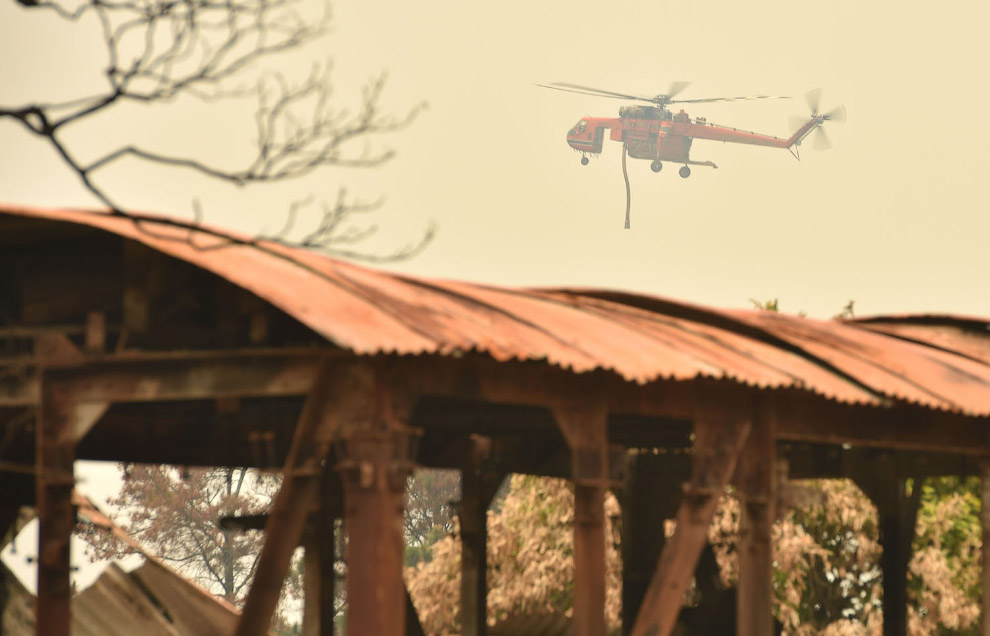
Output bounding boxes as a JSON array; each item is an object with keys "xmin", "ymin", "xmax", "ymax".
[
  {"xmin": 849, "ymin": 315, "xmax": 990, "ymax": 366},
  {"xmin": 1, "ymin": 494, "xmax": 243, "ymax": 636},
  {"xmin": 71, "ymin": 563, "xmax": 183, "ymax": 636},
  {"xmin": 2, "ymin": 204, "xmax": 990, "ymax": 416}
]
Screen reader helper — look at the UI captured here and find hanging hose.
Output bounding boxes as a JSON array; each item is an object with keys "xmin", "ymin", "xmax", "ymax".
[{"xmin": 622, "ymin": 142, "xmax": 631, "ymax": 229}]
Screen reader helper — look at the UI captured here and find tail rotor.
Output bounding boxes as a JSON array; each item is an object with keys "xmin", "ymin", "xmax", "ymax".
[{"xmin": 793, "ymin": 89, "xmax": 846, "ymax": 150}]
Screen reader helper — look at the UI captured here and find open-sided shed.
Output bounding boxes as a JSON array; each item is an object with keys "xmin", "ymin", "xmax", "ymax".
[{"xmin": 1, "ymin": 203, "xmax": 989, "ymax": 636}]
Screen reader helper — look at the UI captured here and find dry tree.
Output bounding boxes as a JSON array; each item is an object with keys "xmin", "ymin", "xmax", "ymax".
[{"xmin": 2, "ymin": 0, "xmax": 432, "ymax": 260}]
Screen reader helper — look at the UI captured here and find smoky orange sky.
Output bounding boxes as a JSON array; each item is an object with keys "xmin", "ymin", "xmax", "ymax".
[{"xmin": 1, "ymin": 0, "xmax": 988, "ymax": 318}]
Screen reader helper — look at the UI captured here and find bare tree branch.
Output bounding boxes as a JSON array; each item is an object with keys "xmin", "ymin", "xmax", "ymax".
[{"xmin": 3, "ymin": 0, "xmax": 432, "ymax": 261}]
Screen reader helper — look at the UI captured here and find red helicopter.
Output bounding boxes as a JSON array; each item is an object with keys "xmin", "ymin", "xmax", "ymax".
[{"xmin": 539, "ymin": 82, "xmax": 845, "ymax": 178}]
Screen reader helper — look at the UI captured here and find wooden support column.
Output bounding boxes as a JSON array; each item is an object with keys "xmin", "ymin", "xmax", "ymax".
[
  {"xmin": 736, "ymin": 404, "xmax": 776, "ymax": 636},
  {"xmin": 35, "ymin": 374, "xmax": 75, "ymax": 636},
  {"xmin": 554, "ymin": 401, "xmax": 609, "ymax": 636},
  {"xmin": 621, "ymin": 452, "xmax": 685, "ymax": 635},
  {"xmin": 236, "ymin": 361, "xmax": 369, "ymax": 636},
  {"xmin": 855, "ymin": 458, "xmax": 921, "ymax": 636},
  {"xmin": 339, "ymin": 427, "xmax": 418, "ymax": 636},
  {"xmin": 631, "ymin": 401, "xmax": 750, "ymax": 636},
  {"xmin": 33, "ymin": 334, "xmax": 106, "ymax": 636},
  {"xmin": 982, "ymin": 462, "xmax": 990, "ymax": 636},
  {"xmin": 303, "ymin": 467, "xmax": 339, "ymax": 636},
  {"xmin": 460, "ymin": 435, "xmax": 500, "ymax": 636}
]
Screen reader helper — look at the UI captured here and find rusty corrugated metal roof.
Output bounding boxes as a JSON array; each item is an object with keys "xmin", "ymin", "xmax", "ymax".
[
  {"xmin": 74, "ymin": 492, "xmax": 243, "ymax": 635},
  {"xmin": 2, "ymin": 204, "xmax": 990, "ymax": 416}
]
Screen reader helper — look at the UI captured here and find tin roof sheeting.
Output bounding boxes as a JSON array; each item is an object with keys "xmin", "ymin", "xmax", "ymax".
[{"xmin": 3, "ymin": 204, "xmax": 990, "ymax": 416}]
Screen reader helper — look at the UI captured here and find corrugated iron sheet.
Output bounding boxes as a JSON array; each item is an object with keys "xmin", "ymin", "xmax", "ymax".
[{"xmin": 2, "ymin": 204, "xmax": 990, "ymax": 416}]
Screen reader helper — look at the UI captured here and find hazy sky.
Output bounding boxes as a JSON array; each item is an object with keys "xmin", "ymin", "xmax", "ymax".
[
  {"xmin": 2, "ymin": 0, "xmax": 989, "ymax": 319},
  {"xmin": 1, "ymin": 0, "xmax": 988, "ymax": 598}
]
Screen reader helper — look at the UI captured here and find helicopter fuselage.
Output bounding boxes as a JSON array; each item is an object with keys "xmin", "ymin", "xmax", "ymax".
[{"xmin": 566, "ymin": 108, "xmax": 821, "ymax": 166}]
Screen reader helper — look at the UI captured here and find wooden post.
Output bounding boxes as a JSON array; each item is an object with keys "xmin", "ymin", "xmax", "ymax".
[
  {"xmin": 303, "ymin": 469, "xmax": 338, "ymax": 636},
  {"xmin": 630, "ymin": 404, "xmax": 750, "ymax": 636},
  {"xmin": 736, "ymin": 406, "xmax": 776, "ymax": 636},
  {"xmin": 236, "ymin": 361, "xmax": 367, "ymax": 636},
  {"xmin": 855, "ymin": 458, "xmax": 920, "ymax": 636},
  {"xmin": 982, "ymin": 462, "xmax": 990, "ymax": 636},
  {"xmin": 460, "ymin": 467, "xmax": 487, "ymax": 636},
  {"xmin": 35, "ymin": 375, "xmax": 76, "ymax": 636},
  {"xmin": 878, "ymin": 482, "xmax": 910, "ymax": 636},
  {"xmin": 461, "ymin": 436, "xmax": 499, "ymax": 636},
  {"xmin": 553, "ymin": 401, "xmax": 609, "ymax": 636},
  {"xmin": 302, "ymin": 538, "xmax": 325, "ymax": 636},
  {"xmin": 339, "ymin": 428, "xmax": 417, "ymax": 636},
  {"xmin": 621, "ymin": 452, "xmax": 685, "ymax": 635}
]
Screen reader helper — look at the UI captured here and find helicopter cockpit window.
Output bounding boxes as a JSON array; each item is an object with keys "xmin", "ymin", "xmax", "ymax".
[{"xmin": 574, "ymin": 120, "xmax": 588, "ymax": 133}]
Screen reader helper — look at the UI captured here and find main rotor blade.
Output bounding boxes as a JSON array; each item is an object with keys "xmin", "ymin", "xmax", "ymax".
[
  {"xmin": 823, "ymin": 104, "xmax": 847, "ymax": 123},
  {"xmin": 670, "ymin": 94, "xmax": 791, "ymax": 104},
  {"xmin": 538, "ymin": 82, "xmax": 652, "ymax": 102},
  {"xmin": 666, "ymin": 81, "xmax": 692, "ymax": 99},
  {"xmin": 805, "ymin": 88, "xmax": 823, "ymax": 114}
]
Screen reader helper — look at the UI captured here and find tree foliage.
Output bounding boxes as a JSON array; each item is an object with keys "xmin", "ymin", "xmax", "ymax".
[
  {"xmin": 83, "ymin": 464, "xmax": 302, "ymax": 629},
  {"xmin": 405, "ymin": 474, "xmax": 623, "ymax": 635},
  {"xmin": 406, "ymin": 474, "xmax": 984, "ymax": 636},
  {"xmin": 404, "ymin": 469, "xmax": 459, "ymax": 567}
]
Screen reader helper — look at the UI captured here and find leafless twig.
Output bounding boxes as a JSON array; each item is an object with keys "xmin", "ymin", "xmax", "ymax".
[{"xmin": 3, "ymin": 0, "xmax": 432, "ymax": 261}]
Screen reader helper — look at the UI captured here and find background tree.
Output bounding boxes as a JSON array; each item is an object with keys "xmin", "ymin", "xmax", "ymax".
[
  {"xmin": 404, "ymin": 469, "xmax": 460, "ymax": 567},
  {"xmin": 83, "ymin": 464, "xmax": 304, "ymax": 631},
  {"xmin": 406, "ymin": 474, "xmax": 983, "ymax": 636},
  {"xmin": 1, "ymin": 0, "xmax": 430, "ymax": 258},
  {"xmin": 406, "ymin": 474, "xmax": 623, "ymax": 635}
]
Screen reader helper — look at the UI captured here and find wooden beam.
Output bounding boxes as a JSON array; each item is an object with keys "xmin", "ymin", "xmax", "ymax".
[
  {"xmin": 775, "ymin": 395, "xmax": 990, "ymax": 455},
  {"xmin": 630, "ymin": 405, "xmax": 750, "ymax": 636},
  {"xmin": 397, "ymin": 355, "xmax": 696, "ymax": 423},
  {"xmin": 235, "ymin": 360, "xmax": 369, "ymax": 636},
  {"xmin": 736, "ymin": 401, "xmax": 776, "ymax": 636},
  {"xmin": 41, "ymin": 350, "xmax": 324, "ymax": 405},
  {"xmin": 406, "ymin": 356, "xmax": 990, "ymax": 456}
]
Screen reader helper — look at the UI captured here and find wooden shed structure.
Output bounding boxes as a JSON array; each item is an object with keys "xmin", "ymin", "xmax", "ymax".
[{"xmin": 1, "ymin": 203, "xmax": 989, "ymax": 636}]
